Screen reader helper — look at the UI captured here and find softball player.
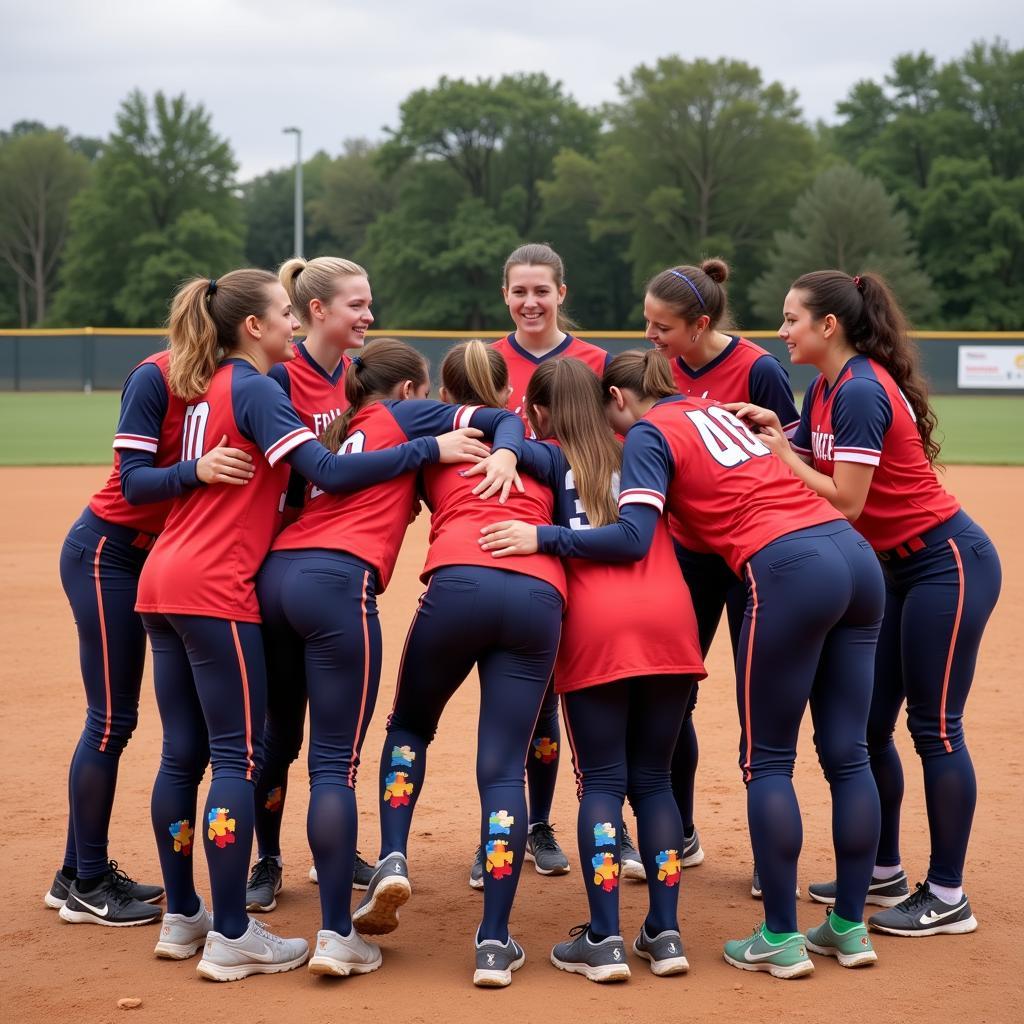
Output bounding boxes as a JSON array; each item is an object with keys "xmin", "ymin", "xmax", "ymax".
[
  {"xmin": 137, "ymin": 270, "xmax": 489, "ymax": 981},
  {"xmin": 645, "ymin": 257, "xmax": 799, "ymax": 889},
  {"xmin": 256, "ymin": 338, "xmax": 522, "ymax": 977},
  {"xmin": 517, "ymin": 358, "xmax": 706, "ymax": 982},
  {"xmin": 353, "ymin": 341, "xmax": 563, "ymax": 988},
  {"xmin": 50, "ymin": 349, "xmax": 253, "ymax": 928},
  {"xmin": 482, "ymin": 350, "xmax": 886, "ymax": 979},
  {"xmin": 250, "ymin": 255, "xmax": 376, "ymax": 909},
  {"xmin": 731, "ymin": 270, "xmax": 1001, "ymax": 937}
]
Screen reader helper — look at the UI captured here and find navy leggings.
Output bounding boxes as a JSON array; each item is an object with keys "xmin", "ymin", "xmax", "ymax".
[
  {"xmin": 671, "ymin": 545, "xmax": 745, "ymax": 834},
  {"xmin": 527, "ymin": 681, "xmax": 560, "ymax": 827},
  {"xmin": 59, "ymin": 509, "xmax": 150, "ymax": 880},
  {"xmin": 867, "ymin": 510, "xmax": 1001, "ymax": 888},
  {"xmin": 256, "ymin": 550, "xmax": 382, "ymax": 935},
  {"xmin": 144, "ymin": 613, "xmax": 265, "ymax": 939},
  {"xmin": 738, "ymin": 522, "xmax": 884, "ymax": 933},
  {"xmin": 377, "ymin": 565, "xmax": 563, "ymax": 943},
  {"xmin": 562, "ymin": 676, "xmax": 695, "ymax": 939}
]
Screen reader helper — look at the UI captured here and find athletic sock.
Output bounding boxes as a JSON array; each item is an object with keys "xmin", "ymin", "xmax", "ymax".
[
  {"xmin": 873, "ymin": 863, "xmax": 904, "ymax": 880},
  {"xmin": 59, "ymin": 865, "xmax": 78, "ymax": 881},
  {"xmin": 829, "ymin": 911, "xmax": 862, "ymax": 933},
  {"xmin": 762, "ymin": 925, "xmax": 802, "ymax": 943},
  {"xmin": 588, "ymin": 927, "xmax": 609, "ymax": 942},
  {"xmin": 928, "ymin": 881, "xmax": 963, "ymax": 904},
  {"xmin": 76, "ymin": 873, "xmax": 105, "ymax": 893}
]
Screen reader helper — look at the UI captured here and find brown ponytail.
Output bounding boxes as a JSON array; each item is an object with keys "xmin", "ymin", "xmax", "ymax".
[
  {"xmin": 645, "ymin": 258, "xmax": 731, "ymax": 329},
  {"xmin": 167, "ymin": 269, "xmax": 278, "ymax": 401},
  {"xmin": 320, "ymin": 337, "xmax": 429, "ymax": 452},
  {"xmin": 440, "ymin": 340, "xmax": 508, "ymax": 408},
  {"xmin": 791, "ymin": 270, "xmax": 940, "ymax": 463},
  {"xmin": 602, "ymin": 349, "xmax": 677, "ymax": 402},
  {"xmin": 503, "ymin": 242, "xmax": 579, "ymax": 334},
  {"xmin": 526, "ymin": 359, "xmax": 621, "ymax": 527}
]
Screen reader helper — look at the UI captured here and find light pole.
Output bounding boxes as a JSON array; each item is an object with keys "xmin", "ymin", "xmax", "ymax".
[{"xmin": 282, "ymin": 126, "xmax": 303, "ymax": 258}]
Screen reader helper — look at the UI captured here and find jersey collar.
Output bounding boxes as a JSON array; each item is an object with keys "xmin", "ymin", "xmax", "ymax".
[
  {"xmin": 653, "ymin": 394, "xmax": 689, "ymax": 408},
  {"xmin": 296, "ymin": 340, "xmax": 348, "ymax": 385},
  {"xmin": 507, "ymin": 332, "xmax": 574, "ymax": 364},
  {"xmin": 674, "ymin": 336, "xmax": 739, "ymax": 380},
  {"xmin": 820, "ymin": 353, "xmax": 863, "ymax": 402}
]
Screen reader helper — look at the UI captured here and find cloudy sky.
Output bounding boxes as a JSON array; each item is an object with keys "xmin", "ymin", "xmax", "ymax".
[{"xmin": 2, "ymin": 0, "xmax": 1018, "ymax": 180}]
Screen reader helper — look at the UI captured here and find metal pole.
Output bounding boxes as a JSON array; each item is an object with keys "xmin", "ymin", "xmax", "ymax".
[{"xmin": 283, "ymin": 127, "xmax": 303, "ymax": 258}]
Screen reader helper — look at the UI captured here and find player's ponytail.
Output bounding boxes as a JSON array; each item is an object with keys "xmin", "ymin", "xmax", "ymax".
[
  {"xmin": 278, "ymin": 255, "xmax": 367, "ymax": 328},
  {"xmin": 527, "ymin": 359, "xmax": 621, "ymax": 528},
  {"xmin": 167, "ymin": 268, "xmax": 278, "ymax": 401},
  {"xmin": 440, "ymin": 340, "xmax": 508, "ymax": 409},
  {"xmin": 602, "ymin": 349, "xmax": 677, "ymax": 402},
  {"xmin": 321, "ymin": 337, "xmax": 429, "ymax": 452},
  {"xmin": 791, "ymin": 270, "xmax": 940, "ymax": 463}
]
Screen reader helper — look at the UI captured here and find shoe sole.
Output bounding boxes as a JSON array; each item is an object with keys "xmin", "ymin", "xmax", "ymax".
[
  {"xmin": 468, "ymin": 875, "xmax": 484, "ymax": 891},
  {"xmin": 633, "ymin": 946, "xmax": 689, "ymax": 976},
  {"xmin": 723, "ymin": 952, "xmax": 814, "ymax": 980},
  {"xmin": 154, "ymin": 939, "xmax": 205, "ymax": 960},
  {"xmin": 308, "ymin": 954, "xmax": 383, "ymax": 977},
  {"xmin": 680, "ymin": 847, "xmax": 704, "ymax": 868},
  {"xmin": 196, "ymin": 951, "xmax": 308, "ymax": 982},
  {"xmin": 805, "ymin": 939, "xmax": 877, "ymax": 968},
  {"xmin": 868, "ymin": 915, "xmax": 977, "ymax": 937},
  {"xmin": 524, "ymin": 850, "xmax": 570, "ymax": 876},
  {"xmin": 620, "ymin": 859, "xmax": 646, "ymax": 882},
  {"xmin": 352, "ymin": 876, "xmax": 411, "ymax": 935},
  {"xmin": 751, "ymin": 887, "xmax": 801, "ymax": 900},
  {"xmin": 550, "ymin": 953, "xmax": 631, "ymax": 983},
  {"xmin": 473, "ymin": 952, "xmax": 525, "ymax": 988},
  {"xmin": 44, "ymin": 891, "xmax": 66, "ymax": 910},
  {"xmin": 309, "ymin": 866, "xmax": 318, "ymax": 884},
  {"xmin": 809, "ymin": 890, "xmax": 907, "ymax": 908},
  {"xmin": 59, "ymin": 906, "xmax": 161, "ymax": 927}
]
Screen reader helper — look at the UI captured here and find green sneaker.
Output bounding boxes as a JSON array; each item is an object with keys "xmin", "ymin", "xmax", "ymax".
[
  {"xmin": 806, "ymin": 912, "xmax": 877, "ymax": 968},
  {"xmin": 723, "ymin": 924, "xmax": 813, "ymax": 980}
]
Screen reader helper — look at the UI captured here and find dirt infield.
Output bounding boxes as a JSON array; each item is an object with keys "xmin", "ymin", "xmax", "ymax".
[{"xmin": 2, "ymin": 466, "xmax": 1022, "ymax": 1023}]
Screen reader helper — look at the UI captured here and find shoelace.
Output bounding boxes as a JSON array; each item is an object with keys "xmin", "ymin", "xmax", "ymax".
[
  {"xmin": 530, "ymin": 822, "xmax": 560, "ymax": 852},
  {"xmin": 251, "ymin": 918, "xmax": 284, "ymax": 946},
  {"xmin": 567, "ymin": 923, "xmax": 590, "ymax": 940},
  {"xmin": 105, "ymin": 861, "xmax": 141, "ymax": 904},
  {"xmin": 473, "ymin": 845, "xmax": 483, "ymax": 864},
  {"xmin": 897, "ymin": 882, "xmax": 932, "ymax": 912},
  {"xmin": 248, "ymin": 856, "xmax": 277, "ymax": 888}
]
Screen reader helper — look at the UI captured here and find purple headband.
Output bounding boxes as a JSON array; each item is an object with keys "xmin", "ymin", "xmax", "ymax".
[{"xmin": 668, "ymin": 269, "xmax": 706, "ymax": 310}]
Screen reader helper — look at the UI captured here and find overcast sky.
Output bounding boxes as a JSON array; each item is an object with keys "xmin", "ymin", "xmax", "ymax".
[{"xmin": 2, "ymin": 0, "xmax": 1018, "ymax": 181}]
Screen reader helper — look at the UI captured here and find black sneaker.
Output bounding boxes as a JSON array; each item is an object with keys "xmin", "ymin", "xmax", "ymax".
[
  {"xmin": 868, "ymin": 882, "xmax": 978, "ymax": 937},
  {"xmin": 681, "ymin": 827, "xmax": 705, "ymax": 868},
  {"xmin": 44, "ymin": 869, "xmax": 75, "ymax": 909},
  {"xmin": 469, "ymin": 845, "xmax": 484, "ymax": 890},
  {"xmin": 551, "ymin": 924, "xmax": 630, "ymax": 983},
  {"xmin": 353, "ymin": 851, "xmax": 374, "ymax": 891},
  {"xmin": 105, "ymin": 860, "xmax": 164, "ymax": 904},
  {"xmin": 526, "ymin": 822, "xmax": 570, "ymax": 875},
  {"xmin": 58, "ymin": 876, "xmax": 162, "ymax": 927},
  {"xmin": 245, "ymin": 856, "xmax": 283, "ymax": 912},
  {"xmin": 620, "ymin": 825, "xmax": 645, "ymax": 881},
  {"xmin": 809, "ymin": 869, "xmax": 909, "ymax": 908}
]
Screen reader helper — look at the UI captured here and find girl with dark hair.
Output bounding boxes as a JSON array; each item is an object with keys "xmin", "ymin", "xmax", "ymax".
[{"xmin": 730, "ymin": 270, "xmax": 1001, "ymax": 938}]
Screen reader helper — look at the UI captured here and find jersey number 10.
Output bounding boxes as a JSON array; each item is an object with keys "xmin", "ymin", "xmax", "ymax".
[{"xmin": 182, "ymin": 402, "xmax": 210, "ymax": 460}]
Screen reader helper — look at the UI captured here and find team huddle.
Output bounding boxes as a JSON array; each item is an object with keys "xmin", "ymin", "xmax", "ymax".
[{"xmin": 47, "ymin": 243, "xmax": 1002, "ymax": 986}]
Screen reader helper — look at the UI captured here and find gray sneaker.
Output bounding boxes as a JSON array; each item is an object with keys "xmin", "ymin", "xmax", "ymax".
[
  {"xmin": 809, "ymin": 869, "xmax": 909, "ymax": 908},
  {"xmin": 245, "ymin": 856, "xmax": 283, "ymax": 912},
  {"xmin": 751, "ymin": 865, "xmax": 800, "ymax": 899},
  {"xmin": 196, "ymin": 918, "xmax": 308, "ymax": 982},
  {"xmin": 308, "ymin": 928, "xmax": 383, "ymax": 977},
  {"xmin": 868, "ymin": 882, "xmax": 977, "ymax": 937},
  {"xmin": 474, "ymin": 933, "xmax": 526, "ymax": 987},
  {"xmin": 620, "ymin": 825, "xmax": 645, "ymax": 881},
  {"xmin": 352, "ymin": 853, "xmax": 411, "ymax": 935},
  {"xmin": 469, "ymin": 846, "xmax": 484, "ymax": 890},
  {"xmin": 526, "ymin": 822, "xmax": 570, "ymax": 875},
  {"xmin": 633, "ymin": 925, "xmax": 689, "ymax": 976},
  {"xmin": 681, "ymin": 827, "xmax": 705, "ymax": 868},
  {"xmin": 154, "ymin": 897, "xmax": 213, "ymax": 959},
  {"xmin": 551, "ymin": 925, "xmax": 631, "ymax": 983}
]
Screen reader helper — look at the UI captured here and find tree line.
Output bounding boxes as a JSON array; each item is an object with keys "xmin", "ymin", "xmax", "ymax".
[{"xmin": 1, "ymin": 40, "xmax": 1020, "ymax": 332}]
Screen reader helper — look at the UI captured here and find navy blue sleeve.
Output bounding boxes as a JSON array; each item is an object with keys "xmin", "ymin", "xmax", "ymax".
[
  {"xmin": 749, "ymin": 355, "xmax": 800, "ymax": 433},
  {"xmin": 517, "ymin": 440, "xmax": 564, "ymax": 490},
  {"xmin": 790, "ymin": 379, "xmax": 817, "ymax": 457},
  {"xmin": 268, "ymin": 362, "xmax": 291, "ymax": 399},
  {"xmin": 832, "ymin": 377, "xmax": 892, "ymax": 467},
  {"xmin": 120, "ymin": 449, "xmax": 200, "ymax": 504},
  {"xmin": 387, "ymin": 400, "xmax": 524, "ymax": 458}
]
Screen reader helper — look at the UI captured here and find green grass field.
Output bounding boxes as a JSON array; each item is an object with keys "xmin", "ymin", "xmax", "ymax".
[{"xmin": 0, "ymin": 391, "xmax": 1021, "ymax": 466}]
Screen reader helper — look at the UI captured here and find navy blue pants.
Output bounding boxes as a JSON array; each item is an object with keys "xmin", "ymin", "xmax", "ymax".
[
  {"xmin": 738, "ymin": 522, "xmax": 884, "ymax": 933},
  {"xmin": 377, "ymin": 565, "xmax": 563, "ymax": 942},
  {"xmin": 527, "ymin": 680, "xmax": 560, "ymax": 827},
  {"xmin": 672, "ymin": 545, "xmax": 745, "ymax": 834},
  {"xmin": 562, "ymin": 675, "xmax": 695, "ymax": 939},
  {"xmin": 256, "ymin": 550, "xmax": 382, "ymax": 935},
  {"xmin": 59, "ymin": 509, "xmax": 151, "ymax": 880},
  {"xmin": 144, "ymin": 613, "xmax": 265, "ymax": 939},
  {"xmin": 867, "ymin": 510, "xmax": 1001, "ymax": 888}
]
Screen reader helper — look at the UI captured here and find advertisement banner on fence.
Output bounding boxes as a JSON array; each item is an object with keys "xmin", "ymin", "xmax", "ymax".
[{"xmin": 957, "ymin": 346, "xmax": 1024, "ymax": 389}]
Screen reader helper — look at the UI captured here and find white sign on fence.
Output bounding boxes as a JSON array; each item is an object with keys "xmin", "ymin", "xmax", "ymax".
[{"xmin": 957, "ymin": 346, "xmax": 1024, "ymax": 389}]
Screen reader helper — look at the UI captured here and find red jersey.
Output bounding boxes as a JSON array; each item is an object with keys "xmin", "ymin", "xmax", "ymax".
[
  {"xmin": 421, "ymin": 459, "xmax": 566, "ymax": 601},
  {"xmin": 88, "ymin": 351, "xmax": 186, "ymax": 537},
  {"xmin": 492, "ymin": 333, "xmax": 610, "ymax": 434},
  {"xmin": 270, "ymin": 342, "xmax": 350, "ymax": 436},
  {"xmin": 619, "ymin": 396, "xmax": 844, "ymax": 575},
  {"xmin": 790, "ymin": 355, "xmax": 960, "ymax": 550},
  {"xmin": 137, "ymin": 361, "xmax": 316, "ymax": 622}
]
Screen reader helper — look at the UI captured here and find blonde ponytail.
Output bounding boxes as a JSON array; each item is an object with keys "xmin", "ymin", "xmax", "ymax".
[
  {"xmin": 440, "ymin": 340, "xmax": 508, "ymax": 409},
  {"xmin": 278, "ymin": 255, "xmax": 367, "ymax": 328}
]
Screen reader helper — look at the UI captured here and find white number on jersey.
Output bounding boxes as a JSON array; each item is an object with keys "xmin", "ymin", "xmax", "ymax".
[
  {"xmin": 686, "ymin": 407, "xmax": 771, "ymax": 468},
  {"xmin": 564, "ymin": 468, "xmax": 620, "ymax": 531},
  {"xmin": 182, "ymin": 402, "xmax": 210, "ymax": 460},
  {"xmin": 310, "ymin": 429, "xmax": 366, "ymax": 500}
]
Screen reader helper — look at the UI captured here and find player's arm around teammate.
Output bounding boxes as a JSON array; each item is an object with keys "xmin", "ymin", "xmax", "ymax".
[
  {"xmin": 135, "ymin": 271, "xmax": 491, "ymax": 983},
  {"xmin": 483, "ymin": 350, "xmax": 888, "ymax": 979},
  {"xmin": 51, "ymin": 349, "xmax": 252, "ymax": 929},
  {"xmin": 354, "ymin": 340, "xmax": 561, "ymax": 988},
  {"xmin": 732, "ymin": 271, "xmax": 1002, "ymax": 937},
  {"xmin": 513, "ymin": 358, "xmax": 705, "ymax": 982},
  {"xmin": 254, "ymin": 337, "xmax": 523, "ymax": 978}
]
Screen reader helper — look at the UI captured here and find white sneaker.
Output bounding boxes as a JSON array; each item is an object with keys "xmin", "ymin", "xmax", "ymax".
[
  {"xmin": 308, "ymin": 928, "xmax": 383, "ymax": 977},
  {"xmin": 196, "ymin": 917, "xmax": 309, "ymax": 982},
  {"xmin": 154, "ymin": 897, "xmax": 213, "ymax": 960},
  {"xmin": 309, "ymin": 864, "xmax": 318, "ymax": 884}
]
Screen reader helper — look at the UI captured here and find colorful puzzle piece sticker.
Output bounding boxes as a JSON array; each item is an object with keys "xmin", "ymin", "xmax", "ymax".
[
  {"xmin": 206, "ymin": 808, "xmax": 236, "ymax": 848},
  {"xmin": 592, "ymin": 851, "xmax": 620, "ymax": 892},
  {"xmin": 488, "ymin": 809, "xmax": 514, "ymax": 836},
  {"xmin": 264, "ymin": 786, "xmax": 283, "ymax": 812},
  {"xmin": 169, "ymin": 819, "xmax": 193, "ymax": 856},
  {"xmin": 593, "ymin": 821, "xmax": 616, "ymax": 847},
  {"xmin": 532, "ymin": 737, "xmax": 558, "ymax": 764},
  {"xmin": 384, "ymin": 770, "xmax": 414, "ymax": 808},
  {"xmin": 656, "ymin": 849, "xmax": 682, "ymax": 887},
  {"xmin": 486, "ymin": 839, "xmax": 514, "ymax": 880},
  {"xmin": 390, "ymin": 745, "xmax": 416, "ymax": 768}
]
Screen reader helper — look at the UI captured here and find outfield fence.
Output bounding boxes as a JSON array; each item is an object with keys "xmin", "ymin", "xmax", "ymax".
[{"xmin": 1, "ymin": 329, "xmax": 1022, "ymax": 395}]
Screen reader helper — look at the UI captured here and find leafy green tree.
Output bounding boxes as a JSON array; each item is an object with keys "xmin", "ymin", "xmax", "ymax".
[
  {"xmin": 52, "ymin": 90, "xmax": 243, "ymax": 325},
  {"xmin": 750, "ymin": 164, "xmax": 936, "ymax": 324}
]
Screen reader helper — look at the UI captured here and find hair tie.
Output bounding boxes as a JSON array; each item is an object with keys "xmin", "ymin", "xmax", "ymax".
[
  {"xmin": 853, "ymin": 275, "xmax": 863, "ymax": 290},
  {"xmin": 667, "ymin": 269, "xmax": 706, "ymax": 310},
  {"xmin": 352, "ymin": 355, "xmax": 363, "ymax": 369},
  {"xmin": 205, "ymin": 278, "xmax": 218, "ymax": 298}
]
